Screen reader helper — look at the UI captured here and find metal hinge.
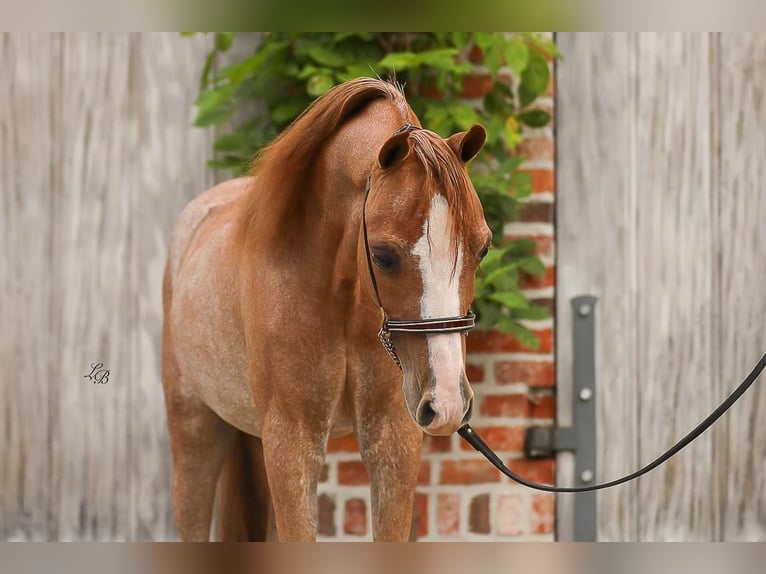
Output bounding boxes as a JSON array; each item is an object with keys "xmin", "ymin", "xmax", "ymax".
[{"xmin": 523, "ymin": 295, "xmax": 598, "ymax": 541}]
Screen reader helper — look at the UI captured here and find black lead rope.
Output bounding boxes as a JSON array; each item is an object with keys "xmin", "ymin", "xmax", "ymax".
[{"xmin": 458, "ymin": 353, "xmax": 766, "ymax": 493}]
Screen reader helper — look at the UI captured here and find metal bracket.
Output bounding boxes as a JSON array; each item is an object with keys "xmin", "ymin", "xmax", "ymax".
[{"xmin": 523, "ymin": 295, "xmax": 598, "ymax": 541}]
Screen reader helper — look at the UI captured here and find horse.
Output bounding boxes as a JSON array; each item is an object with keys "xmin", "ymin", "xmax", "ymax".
[{"xmin": 161, "ymin": 77, "xmax": 492, "ymax": 541}]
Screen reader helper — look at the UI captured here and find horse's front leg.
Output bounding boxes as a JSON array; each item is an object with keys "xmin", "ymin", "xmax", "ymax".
[
  {"xmin": 357, "ymin": 404, "xmax": 423, "ymax": 541},
  {"xmin": 261, "ymin": 413, "xmax": 329, "ymax": 541}
]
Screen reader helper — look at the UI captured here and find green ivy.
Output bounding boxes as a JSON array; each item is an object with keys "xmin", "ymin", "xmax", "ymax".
[{"xmin": 190, "ymin": 32, "xmax": 558, "ymax": 349}]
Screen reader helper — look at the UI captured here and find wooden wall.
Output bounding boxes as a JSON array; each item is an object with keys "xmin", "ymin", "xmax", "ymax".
[
  {"xmin": 0, "ymin": 33, "xmax": 215, "ymax": 540},
  {"xmin": 556, "ymin": 33, "xmax": 766, "ymax": 541}
]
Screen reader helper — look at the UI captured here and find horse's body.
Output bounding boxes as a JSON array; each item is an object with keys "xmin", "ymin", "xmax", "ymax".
[{"xmin": 162, "ymin": 78, "xmax": 490, "ymax": 541}]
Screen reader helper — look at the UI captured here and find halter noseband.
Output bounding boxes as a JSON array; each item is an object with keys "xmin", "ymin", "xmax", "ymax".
[{"xmin": 361, "ymin": 124, "xmax": 476, "ymax": 369}]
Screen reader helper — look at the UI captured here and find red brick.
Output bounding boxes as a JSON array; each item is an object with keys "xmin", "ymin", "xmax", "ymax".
[
  {"xmin": 414, "ymin": 493, "xmax": 429, "ymax": 539},
  {"xmin": 479, "ymin": 394, "xmax": 529, "ymax": 418},
  {"xmin": 337, "ymin": 461, "xmax": 369, "ymax": 485},
  {"xmin": 546, "ymin": 70, "xmax": 555, "ymax": 97},
  {"xmin": 468, "ymin": 44, "xmax": 484, "ymax": 64},
  {"xmin": 505, "ymin": 458, "xmax": 555, "ymax": 484},
  {"xmin": 469, "ymin": 494, "xmax": 490, "ymax": 534},
  {"xmin": 529, "ymin": 392, "xmax": 556, "ymax": 418},
  {"xmin": 521, "ymin": 169, "xmax": 554, "ymax": 195},
  {"xmin": 327, "ymin": 434, "xmax": 359, "ymax": 453},
  {"xmin": 518, "ymin": 201, "xmax": 554, "ymax": 223},
  {"xmin": 506, "ymin": 234, "xmax": 554, "ymax": 259},
  {"xmin": 318, "ymin": 493, "xmax": 336, "ymax": 537},
  {"xmin": 497, "ymin": 494, "xmax": 526, "ymax": 536},
  {"xmin": 531, "ymin": 493, "xmax": 555, "ymax": 534},
  {"xmin": 318, "ymin": 464, "xmax": 329, "ymax": 483},
  {"xmin": 437, "ymin": 493, "xmax": 461, "ymax": 536},
  {"xmin": 440, "ymin": 459, "xmax": 500, "ymax": 484},
  {"xmin": 461, "ymin": 73, "xmax": 493, "ymax": 98},
  {"xmin": 530, "ymin": 297, "xmax": 555, "ymax": 318},
  {"xmin": 420, "ymin": 84, "xmax": 444, "ymax": 99},
  {"xmin": 459, "ymin": 426, "xmax": 524, "ymax": 453},
  {"xmin": 423, "ymin": 434, "xmax": 452, "ymax": 454},
  {"xmin": 466, "ymin": 362, "xmax": 485, "ymax": 383},
  {"xmin": 494, "ymin": 360, "xmax": 555, "ymax": 387},
  {"xmin": 344, "ymin": 498, "xmax": 367, "ymax": 536},
  {"xmin": 417, "ymin": 461, "xmax": 431, "ymax": 486},
  {"xmin": 516, "ymin": 138, "xmax": 553, "ymax": 162},
  {"xmin": 467, "ymin": 328, "xmax": 554, "ymax": 354},
  {"xmin": 520, "ymin": 265, "xmax": 555, "ymax": 289}
]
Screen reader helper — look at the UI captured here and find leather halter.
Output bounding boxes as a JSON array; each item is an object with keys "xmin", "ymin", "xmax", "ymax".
[{"xmin": 361, "ymin": 124, "xmax": 475, "ymax": 369}]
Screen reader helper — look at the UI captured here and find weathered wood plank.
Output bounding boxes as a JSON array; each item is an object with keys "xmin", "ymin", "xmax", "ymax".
[
  {"xmin": 45, "ymin": 32, "xmax": 136, "ymax": 540},
  {"xmin": 716, "ymin": 32, "xmax": 766, "ymax": 541},
  {"xmin": 129, "ymin": 32, "xmax": 215, "ymax": 541},
  {"xmin": 555, "ymin": 32, "xmax": 640, "ymax": 541},
  {"xmin": 0, "ymin": 31, "xmax": 217, "ymax": 541},
  {"xmin": 0, "ymin": 32, "xmax": 55, "ymax": 541},
  {"xmin": 633, "ymin": 32, "xmax": 717, "ymax": 541}
]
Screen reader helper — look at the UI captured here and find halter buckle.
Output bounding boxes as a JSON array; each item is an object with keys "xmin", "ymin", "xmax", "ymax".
[{"xmin": 377, "ymin": 311, "xmax": 402, "ymax": 368}]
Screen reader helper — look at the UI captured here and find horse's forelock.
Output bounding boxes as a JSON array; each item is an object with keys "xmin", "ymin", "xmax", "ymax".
[{"xmin": 407, "ymin": 130, "xmax": 482, "ymax": 271}]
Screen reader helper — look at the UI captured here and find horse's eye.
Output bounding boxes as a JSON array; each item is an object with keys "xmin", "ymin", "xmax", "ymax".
[
  {"xmin": 372, "ymin": 247, "xmax": 397, "ymax": 270},
  {"xmin": 478, "ymin": 245, "xmax": 490, "ymax": 262}
]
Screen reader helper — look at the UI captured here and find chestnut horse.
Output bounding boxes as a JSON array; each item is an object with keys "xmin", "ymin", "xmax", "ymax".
[{"xmin": 162, "ymin": 78, "xmax": 491, "ymax": 541}]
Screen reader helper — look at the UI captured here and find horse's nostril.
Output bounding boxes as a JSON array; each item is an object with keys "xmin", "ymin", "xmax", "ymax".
[
  {"xmin": 461, "ymin": 398, "xmax": 474, "ymax": 425},
  {"xmin": 417, "ymin": 400, "xmax": 437, "ymax": 427}
]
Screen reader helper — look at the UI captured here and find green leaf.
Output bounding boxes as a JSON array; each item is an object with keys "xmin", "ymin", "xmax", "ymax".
[
  {"xmin": 199, "ymin": 51, "xmax": 216, "ymax": 91},
  {"xmin": 481, "ymin": 263, "xmax": 519, "ymax": 286},
  {"xmin": 519, "ymin": 109, "xmax": 551, "ymax": 128},
  {"xmin": 378, "ymin": 52, "xmax": 421, "ymax": 70},
  {"xmin": 272, "ymin": 102, "xmax": 305, "ymax": 124},
  {"xmin": 511, "ymin": 306, "xmax": 549, "ymax": 321},
  {"xmin": 447, "ymin": 102, "xmax": 480, "ymax": 130},
  {"xmin": 305, "ymin": 45, "xmax": 346, "ymax": 68},
  {"xmin": 215, "ymin": 32, "xmax": 235, "ymax": 52},
  {"xmin": 501, "ymin": 320, "xmax": 540, "ymax": 349},
  {"xmin": 213, "ymin": 132, "xmax": 252, "ymax": 153},
  {"xmin": 334, "ymin": 32, "xmax": 374, "ymax": 43},
  {"xmin": 488, "ymin": 292, "xmax": 529, "ymax": 309},
  {"xmin": 520, "ymin": 49, "xmax": 550, "ymax": 99},
  {"xmin": 194, "ymin": 105, "xmax": 235, "ymax": 127},
  {"xmin": 418, "ymin": 48, "xmax": 460, "ymax": 71},
  {"xmin": 518, "ymin": 256, "xmax": 546, "ymax": 275},
  {"xmin": 507, "ymin": 238, "xmax": 537, "ymax": 257},
  {"xmin": 306, "ymin": 74, "xmax": 335, "ymax": 97},
  {"xmin": 518, "ymin": 83, "xmax": 537, "ymax": 108},
  {"xmin": 478, "ymin": 246, "xmax": 505, "ymax": 268},
  {"xmin": 342, "ymin": 64, "xmax": 377, "ymax": 80},
  {"xmin": 503, "ymin": 37, "xmax": 529, "ymax": 75},
  {"xmin": 207, "ymin": 155, "xmax": 247, "ymax": 170}
]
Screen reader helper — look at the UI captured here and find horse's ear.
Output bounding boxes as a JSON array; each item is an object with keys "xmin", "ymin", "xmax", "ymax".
[
  {"xmin": 378, "ymin": 131, "xmax": 411, "ymax": 170},
  {"xmin": 447, "ymin": 124, "xmax": 486, "ymax": 163}
]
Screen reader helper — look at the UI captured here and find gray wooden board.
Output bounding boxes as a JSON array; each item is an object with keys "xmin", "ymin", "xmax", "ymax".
[
  {"xmin": 129, "ymin": 32, "xmax": 215, "ymax": 541},
  {"xmin": 555, "ymin": 32, "xmax": 639, "ymax": 541},
  {"xmin": 557, "ymin": 32, "xmax": 766, "ymax": 541},
  {"xmin": 0, "ymin": 32, "xmax": 56, "ymax": 541},
  {"xmin": 0, "ymin": 32, "xmax": 213, "ymax": 541},
  {"xmin": 716, "ymin": 33, "xmax": 766, "ymax": 541}
]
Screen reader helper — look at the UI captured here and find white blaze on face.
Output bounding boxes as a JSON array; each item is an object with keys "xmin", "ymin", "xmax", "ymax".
[{"xmin": 411, "ymin": 194, "xmax": 465, "ymax": 424}]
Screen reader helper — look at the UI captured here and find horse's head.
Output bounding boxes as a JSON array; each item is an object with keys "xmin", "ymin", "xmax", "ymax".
[{"xmin": 360, "ymin": 124, "xmax": 491, "ymax": 436}]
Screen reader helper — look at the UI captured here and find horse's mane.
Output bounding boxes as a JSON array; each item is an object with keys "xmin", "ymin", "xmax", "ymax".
[{"xmin": 236, "ymin": 77, "xmax": 408, "ymax": 251}]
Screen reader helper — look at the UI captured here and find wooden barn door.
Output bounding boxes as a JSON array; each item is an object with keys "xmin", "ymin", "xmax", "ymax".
[{"xmin": 555, "ymin": 33, "xmax": 766, "ymax": 541}]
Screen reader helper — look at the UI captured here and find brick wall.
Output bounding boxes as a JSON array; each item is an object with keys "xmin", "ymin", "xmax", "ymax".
[{"xmin": 317, "ymin": 37, "xmax": 556, "ymax": 541}]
